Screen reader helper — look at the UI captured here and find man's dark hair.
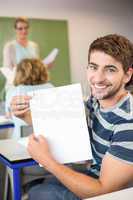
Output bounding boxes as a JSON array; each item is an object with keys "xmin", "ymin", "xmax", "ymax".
[{"xmin": 88, "ymin": 34, "xmax": 133, "ymax": 87}]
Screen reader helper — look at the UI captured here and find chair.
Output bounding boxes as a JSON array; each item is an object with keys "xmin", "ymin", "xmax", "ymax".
[
  {"xmin": 20, "ymin": 125, "xmax": 50, "ymax": 186},
  {"xmin": 0, "ymin": 70, "xmax": 6, "ymax": 101},
  {"xmin": 6, "ymin": 125, "xmax": 50, "ymax": 200},
  {"xmin": 0, "ymin": 101, "xmax": 14, "ymax": 200}
]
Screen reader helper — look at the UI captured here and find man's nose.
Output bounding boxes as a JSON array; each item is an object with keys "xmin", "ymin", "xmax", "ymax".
[{"xmin": 93, "ymin": 70, "xmax": 106, "ymax": 83}]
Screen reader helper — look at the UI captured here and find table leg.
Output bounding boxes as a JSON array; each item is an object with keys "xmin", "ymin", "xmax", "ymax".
[
  {"xmin": 13, "ymin": 168, "xmax": 21, "ymax": 200},
  {"xmin": 3, "ymin": 168, "xmax": 9, "ymax": 200}
]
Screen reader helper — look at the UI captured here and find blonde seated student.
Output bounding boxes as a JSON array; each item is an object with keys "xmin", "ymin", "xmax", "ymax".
[
  {"xmin": 5, "ymin": 58, "xmax": 54, "ymax": 139},
  {"xmin": 5, "ymin": 58, "xmax": 54, "ymax": 195}
]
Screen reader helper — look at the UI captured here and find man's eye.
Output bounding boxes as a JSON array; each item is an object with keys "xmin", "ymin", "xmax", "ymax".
[
  {"xmin": 87, "ymin": 65, "xmax": 97, "ymax": 70},
  {"xmin": 107, "ymin": 68, "xmax": 116, "ymax": 73}
]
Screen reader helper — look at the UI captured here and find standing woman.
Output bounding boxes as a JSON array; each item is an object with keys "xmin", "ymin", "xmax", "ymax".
[
  {"xmin": 2, "ymin": 17, "xmax": 39, "ymax": 90},
  {"xmin": 3, "ymin": 17, "xmax": 39, "ymax": 70},
  {"xmin": 2, "ymin": 17, "xmax": 56, "ymax": 91}
]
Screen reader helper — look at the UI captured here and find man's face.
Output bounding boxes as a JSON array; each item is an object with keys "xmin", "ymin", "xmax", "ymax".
[
  {"xmin": 15, "ymin": 22, "xmax": 29, "ymax": 40},
  {"xmin": 87, "ymin": 51, "xmax": 131, "ymax": 106}
]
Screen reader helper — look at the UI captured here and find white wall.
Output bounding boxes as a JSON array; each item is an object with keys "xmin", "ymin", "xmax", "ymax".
[{"xmin": 0, "ymin": 0, "xmax": 133, "ymax": 95}]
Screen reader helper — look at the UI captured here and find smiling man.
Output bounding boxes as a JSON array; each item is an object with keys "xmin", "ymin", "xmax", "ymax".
[{"xmin": 11, "ymin": 34, "xmax": 133, "ymax": 200}]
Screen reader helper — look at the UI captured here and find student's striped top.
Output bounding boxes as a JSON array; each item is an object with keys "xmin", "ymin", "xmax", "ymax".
[{"xmin": 86, "ymin": 92, "xmax": 133, "ymax": 177}]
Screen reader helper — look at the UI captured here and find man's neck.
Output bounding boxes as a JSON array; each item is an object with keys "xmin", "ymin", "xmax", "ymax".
[{"xmin": 99, "ymin": 91, "xmax": 128, "ymax": 109}]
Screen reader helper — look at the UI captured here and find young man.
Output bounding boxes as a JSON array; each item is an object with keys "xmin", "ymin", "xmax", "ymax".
[{"xmin": 11, "ymin": 34, "xmax": 133, "ymax": 199}]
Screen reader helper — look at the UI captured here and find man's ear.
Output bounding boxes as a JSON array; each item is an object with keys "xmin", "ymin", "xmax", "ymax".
[{"xmin": 124, "ymin": 68, "xmax": 133, "ymax": 84}]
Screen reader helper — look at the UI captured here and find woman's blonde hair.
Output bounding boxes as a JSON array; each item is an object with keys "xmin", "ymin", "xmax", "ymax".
[
  {"xmin": 14, "ymin": 17, "xmax": 29, "ymax": 29},
  {"xmin": 14, "ymin": 58, "xmax": 49, "ymax": 86}
]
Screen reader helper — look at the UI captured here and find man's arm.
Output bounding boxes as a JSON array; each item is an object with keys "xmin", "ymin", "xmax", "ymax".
[{"xmin": 27, "ymin": 135, "xmax": 133, "ymax": 199}]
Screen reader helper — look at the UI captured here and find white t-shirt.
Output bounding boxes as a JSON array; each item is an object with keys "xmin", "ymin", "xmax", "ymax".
[{"xmin": 2, "ymin": 40, "xmax": 39, "ymax": 90}]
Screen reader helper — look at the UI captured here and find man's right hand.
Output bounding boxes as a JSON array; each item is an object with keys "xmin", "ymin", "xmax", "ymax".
[{"xmin": 10, "ymin": 95, "xmax": 32, "ymax": 124}]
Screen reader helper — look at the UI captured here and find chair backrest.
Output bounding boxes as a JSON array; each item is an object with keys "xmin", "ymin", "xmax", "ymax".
[
  {"xmin": 0, "ymin": 101, "xmax": 5, "ymax": 115},
  {"xmin": 0, "ymin": 71, "xmax": 6, "ymax": 101},
  {"xmin": 20, "ymin": 125, "xmax": 33, "ymax": 137}
]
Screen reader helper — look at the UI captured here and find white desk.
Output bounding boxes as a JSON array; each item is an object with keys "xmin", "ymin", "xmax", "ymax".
[
  {"xmin": 0, "ymin": 138, "xmax": 30, "ymax": 161},
  {"xmin": 0, "ymin": 115, "xmax": 14, "ymax": 129},
  {"xmin": 85, "ymin": 187, "xmax": 133, "ymax": 200},
  {"xmin": 0, "ymin": 139, "xmax": 37, "ymax": 200},
  {"xmin": 0, "ymin": 140, "xmax": 133, "ymax": 200}
]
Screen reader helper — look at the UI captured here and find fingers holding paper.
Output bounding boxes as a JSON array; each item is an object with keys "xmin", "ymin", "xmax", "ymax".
[
  {"xmin": 27, "ymin": 134, "xmax": 55, "ymax": 170},
  {"xmin": 10, "ymin": 95, "xmax": 32, "ymax": 124}
]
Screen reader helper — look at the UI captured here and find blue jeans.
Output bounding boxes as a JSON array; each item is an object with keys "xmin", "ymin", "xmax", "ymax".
[
  {"xmin": 28, "ymin": 176, "xmax": 81, "ymax": 200},
  {"xmin": 28, "ymin": 167, "xmax": 98, "ymax": 200}
]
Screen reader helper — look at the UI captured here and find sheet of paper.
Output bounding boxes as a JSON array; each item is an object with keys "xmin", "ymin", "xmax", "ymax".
[
  {"xmin": 29, "ymin": 83, "xmax": 92, "ymax": 164},
  {"xmin": 42, "ymin": 48, "xmax": 59, "ymax": 65}
]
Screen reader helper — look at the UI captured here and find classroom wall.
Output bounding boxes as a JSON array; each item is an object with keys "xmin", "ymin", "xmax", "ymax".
[{"xmin": 0, "ymin": 0, "xmax": 133, "ymax": 96}]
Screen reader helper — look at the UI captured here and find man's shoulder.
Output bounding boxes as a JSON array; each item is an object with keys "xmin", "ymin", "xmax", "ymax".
[{"xmin": 116, "ymin": 93, "xmax": 133, "ymax": 120}]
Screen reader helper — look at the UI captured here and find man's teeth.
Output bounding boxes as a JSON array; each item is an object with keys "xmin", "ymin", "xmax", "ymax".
[{"xmin": 94, "ymin": 84, "xmax": 106, "ymax": 89}]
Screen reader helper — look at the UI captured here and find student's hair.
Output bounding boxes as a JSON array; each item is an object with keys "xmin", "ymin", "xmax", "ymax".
[
  {"xmin": 14, "ymin": 58, "xmax": 49, "ymax": 86},
  {"xmin": 88, "ymin": 34, "xmax": 133, "ymax": 87},
  {"xmin": 14, "ymin": 17, "xmax": 29, "ymax": 29}
]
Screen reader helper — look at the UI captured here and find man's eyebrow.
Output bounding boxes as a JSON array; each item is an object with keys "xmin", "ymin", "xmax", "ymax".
[
  {"xmin": 88, "ymin": 63, "xmax": 118, "ymax": 70},
  {"xmin": 88, "ymin": 62, "xmax": 98, "ymax": 66},
  {"xmin": 105, "ymin": 65, "xmax": 118, "ymax": 69}
]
